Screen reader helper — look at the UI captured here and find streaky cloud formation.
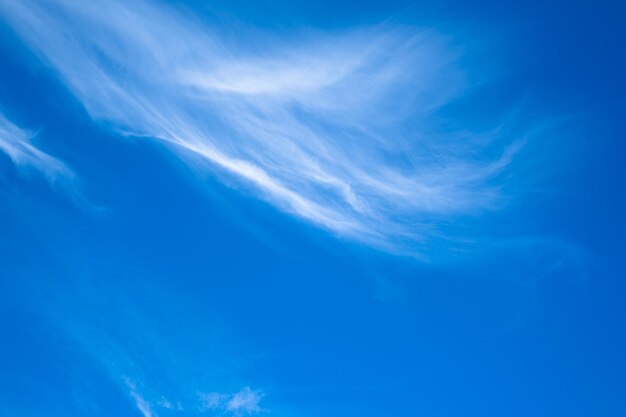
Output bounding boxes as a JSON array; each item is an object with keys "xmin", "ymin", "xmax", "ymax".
[
  {"xmin": 0, "ymin": 111, "xmax": 71, "ymax": 182},
  {"xmin": 126, "ymin": 377, "xmax": 263, "ymax": 417},
  {"xmin": 0, "ymin": 0, "xmax": 523, "ymax": 251},
  {"xmin": 125, "ymin": 378, "xmax": 186, "ymax": 417},
  {"xmin": 126, "ymin": 379, "xmax": 156, "ymax": 417}
]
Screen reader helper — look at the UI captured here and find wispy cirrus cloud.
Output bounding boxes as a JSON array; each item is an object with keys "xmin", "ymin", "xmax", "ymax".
[
  {"xmin": 0, "ymin": 0, "xmax": 526, "ymax": 251},
  {"xmin": 126, "ymin": 379, "xmax": 156, "ymax": 417},
  {"xmin": 126, "ymin": 377, "xmax": 263, "ymax": 417},
  {"xmin": 0, "ymin": 111, "xmax": 71, "ymax": 182}
]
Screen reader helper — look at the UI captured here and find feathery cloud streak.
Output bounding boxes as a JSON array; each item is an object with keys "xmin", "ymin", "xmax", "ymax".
[
  {"xmin": 0, "ymin": 0, "xmax": 520, "ymax": 249},
  {"xmin": 126, "ymin": 379, "xmax": 155, "ymax": 417},
  {"xmin": 0, "ymin": 111, "xmax": 71, "ymax": 181}
]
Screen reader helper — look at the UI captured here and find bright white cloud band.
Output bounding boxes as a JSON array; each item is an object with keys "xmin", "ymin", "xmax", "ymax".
[{"xmin": 0, "ymin": 0, "xmax": 520, "ymax": 250}]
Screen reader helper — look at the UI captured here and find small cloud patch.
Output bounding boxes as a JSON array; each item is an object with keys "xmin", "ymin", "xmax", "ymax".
[{"xmin": 200, "ymin": 387, "xmax": 264, "ymax": 416}]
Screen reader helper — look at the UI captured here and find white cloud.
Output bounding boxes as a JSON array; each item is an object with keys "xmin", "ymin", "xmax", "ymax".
[
  {"xmin": 158, "ymin": 398, "xmax": 183, "ymax": 411},
  {"xmin": 200, "ymin": 387, "xmax": 264, "ymax": 416},
  {"xmin": 0, "ymin": 0, "xmax": 524, "ymax": 251},
  {"xmin": 0, "ymin": 111, "xmax": 72, "ymax": 182},
  {"xmin": 125, "ymin": 379, "xmax": 155, "ymax": 417}
]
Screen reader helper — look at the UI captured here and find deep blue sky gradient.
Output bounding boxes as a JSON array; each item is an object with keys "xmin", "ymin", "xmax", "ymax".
[{"xmin": 1, "ymin": 1, "xmax": 625, "ymax": 416}]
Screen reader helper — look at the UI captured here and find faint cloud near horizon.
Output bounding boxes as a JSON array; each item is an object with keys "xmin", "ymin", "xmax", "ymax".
[
  {"xmin": 200, "ymin": 387, "xmax": 264, "ymax": 416},
  {"xmin": 124, "ymin": 381, "xmax": 266, "ymax": 417}
]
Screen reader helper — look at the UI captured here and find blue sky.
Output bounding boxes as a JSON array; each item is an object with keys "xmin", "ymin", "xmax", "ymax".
[{"xmin": 0, "ymin": 0, "xmax": 625, "ymax": 416}]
